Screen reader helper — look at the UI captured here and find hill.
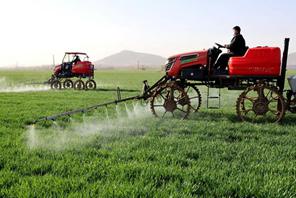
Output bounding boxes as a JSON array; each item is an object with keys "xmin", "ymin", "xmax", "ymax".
[{"xmin": 95, "ymin": 50, "xmax": 166, "ymax": 69}]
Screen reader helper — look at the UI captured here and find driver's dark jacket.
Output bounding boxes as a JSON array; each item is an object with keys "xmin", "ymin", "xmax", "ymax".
[{"xmin": 227, "ymin": 34, "xmax": 246, "ymax": 56}]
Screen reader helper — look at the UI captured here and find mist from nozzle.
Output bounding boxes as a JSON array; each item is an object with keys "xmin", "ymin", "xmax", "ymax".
[
  {"xmin": 26, "ymin": 102, "xmax": 154, "ymax": 150},
  {"xmin": 0, "ymin": 77, "xmax": 50, "ymax": 93}
]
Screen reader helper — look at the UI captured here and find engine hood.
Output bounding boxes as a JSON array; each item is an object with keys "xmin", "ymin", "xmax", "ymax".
[{"xmin": 168, "ymin": 50, "xmax": 208, "ymax": 59}]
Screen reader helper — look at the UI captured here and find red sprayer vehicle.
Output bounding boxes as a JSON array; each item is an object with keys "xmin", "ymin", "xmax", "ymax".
[
  {"xmin": 142, "ymin": 38, "xmax": 293, "ymax": 123},
  {"xmin": 49, "ymin": 52, "xmax": 96, "ymax": 90},
  {"xmin": 33, "ymin": 38, "xmax": 296, "ymax": 124}
]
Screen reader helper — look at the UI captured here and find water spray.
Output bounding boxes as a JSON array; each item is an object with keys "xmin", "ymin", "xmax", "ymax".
[
  {"xmin": 0, "ymin": 77, "xmax": 50, "ymax": 93},
  {"xmin": 29, "ymin": 76, "xmax": 168, "ymax": 125}
]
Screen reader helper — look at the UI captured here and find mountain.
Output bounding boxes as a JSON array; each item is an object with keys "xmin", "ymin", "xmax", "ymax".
[
  {"xmin": 95, "ymin": 50, "xmax": 166, "ymax": 69},
  {"xmin": 288, "ymin": 52, "xmax": 296, "ymax": 67}
]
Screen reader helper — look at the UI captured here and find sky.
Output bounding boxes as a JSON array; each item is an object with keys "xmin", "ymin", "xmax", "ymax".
[{"xmin": 0, "ymin": 0, "xmax": 296, "ymax": 67}]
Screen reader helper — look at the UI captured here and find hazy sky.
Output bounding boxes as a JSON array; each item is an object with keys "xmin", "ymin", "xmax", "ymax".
[{"xmin": 1, "ymin": 0, "xmax": 296, "ymax": 67}]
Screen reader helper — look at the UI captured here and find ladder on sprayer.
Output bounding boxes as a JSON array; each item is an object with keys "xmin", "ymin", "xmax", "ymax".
[{"xmin": 206, "ymin": 87, "xmax": 221, "ymax": 109}]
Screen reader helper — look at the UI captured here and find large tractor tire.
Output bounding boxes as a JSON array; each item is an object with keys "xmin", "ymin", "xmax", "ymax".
[
  {"xmin": 74, "ymin": 80, "xmax": 85, "ymax": 90},
  {"xmin": 63, "ymin": 79, "xmax": 74, "ymax": 89},
  {"xmin": 85, "ymin": 79, "xmax": 97, "ymax": 90},
  {"xmin": 150, "ymin": 82, "xmax": 191, "ymax": 119},
  {"xmin": 236, "ymin": 83, "xmax": 285, "ymax": 123},
  {"xmin": 51, "ymin": 80, "xmax": 62, "ymax": 90}
]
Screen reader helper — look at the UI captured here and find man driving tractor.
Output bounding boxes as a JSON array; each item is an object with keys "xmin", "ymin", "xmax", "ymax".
[
  {"xmin": 73, "ymin": 55, "xmax": 81, "ymax": 64},
  {"xmin": 215, "ymin": 26, "xmax": 247, "ymax": 73}
]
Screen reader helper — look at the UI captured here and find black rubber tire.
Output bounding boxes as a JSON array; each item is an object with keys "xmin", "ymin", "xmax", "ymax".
[
  {"xmin": 51, "ymin": 80, "xmax": 62, "ymax": 90},
  {"xmin": 85, "ymin": 80, "xmax": 97, "ymax": 90},
  {"xmin": 74, "ymin": 80, "xmax": 85, "ymax": 90},
  {"xmin": 63, "ymin": 79, "xmax": 74, "ymax": 89}
]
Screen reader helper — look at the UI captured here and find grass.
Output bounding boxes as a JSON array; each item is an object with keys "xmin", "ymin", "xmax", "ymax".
[{"xmin": 0, "ymin": 69, "xmax": 296, "ymax": 197}]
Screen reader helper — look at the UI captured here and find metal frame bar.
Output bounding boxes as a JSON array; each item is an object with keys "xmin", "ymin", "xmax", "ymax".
[
  {"xmin": 277, "ymin": 38, "xmax": 290, "ymax": 93},
  {"xmin": 33, "ymin": 95, "xmax": 142, "ymax": 124}
]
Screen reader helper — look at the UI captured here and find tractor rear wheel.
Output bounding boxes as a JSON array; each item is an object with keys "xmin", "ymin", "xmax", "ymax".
[
  {"xmin": 85, "ymin": 80, "xmax": 97, "ymax": 90},
  {"xmin": 51, "ymin": 80, "xmax": 62, "ymax": 90},
  {"xmin": 74, "ymin": 80, "xmax": 85, "ymax": 90},
  {"xmin": 184, "ymin": 84, "xmax": 202, "ymax": 112},
  {"xmin": 150, "ymin": 82, "xmax": 191, "ymax": 119},
  {"xmin": 63, "ymin": 79, "xmax": 73, "ymax": 89},
  {"xmin": 236, "ymin": 83, "xmax": 285, "ymax": 123}
]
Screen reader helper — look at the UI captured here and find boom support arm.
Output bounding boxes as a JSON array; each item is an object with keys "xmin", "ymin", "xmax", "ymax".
[{"xmin": 278, "ymin": 38, "xmax": 290, "ymax": 93}]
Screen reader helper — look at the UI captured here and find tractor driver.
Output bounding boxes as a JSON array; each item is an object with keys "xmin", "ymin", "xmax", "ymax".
[
  {"xmin": 73, "ymin": 55, "xmax": 81, "ymax": 65},
  {"xmin": 214, "ymin": 26, "xmax": 246, "ymax": 73}
]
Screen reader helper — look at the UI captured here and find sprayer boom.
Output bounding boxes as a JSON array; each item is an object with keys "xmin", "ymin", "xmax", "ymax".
[
  {"xmin": 30, "ymin": 75, "xmax": 168, "ymax": 125},
  {"xmin": 32, "ymin": 95, "xmax": 143, "ymax": 124}
]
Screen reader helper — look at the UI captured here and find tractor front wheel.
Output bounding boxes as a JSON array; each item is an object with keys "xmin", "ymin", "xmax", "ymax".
[
  {"xmin": 63, "ymin": 79, "xmax": 73, "ymax": 89},
  {"xmin": 51, "ymin": 80, "xmax": 62, "ymax": 90},
  {"xmin": 74, "ymin": 80, "xmax": 85, "ymax": 90},
  {"xmin": 85, "ymin": 80, "xmax": 97, "ymax": 90},
  {"xmin": 150, "ymin": 82, "xmax": 191, "ymax": 119},
  {"xmin": 184, "ymin": 84, "xmax": 202, "ymax": 112}
]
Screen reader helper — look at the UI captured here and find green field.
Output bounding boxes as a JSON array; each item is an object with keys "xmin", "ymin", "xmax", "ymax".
[{"xmin": 1, "ymin": 69, "xmax": 296, "ymax": 197}]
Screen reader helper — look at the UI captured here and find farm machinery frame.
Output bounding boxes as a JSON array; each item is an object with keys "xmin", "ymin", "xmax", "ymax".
[
  {"xmin": 32, "ymin": 38, "xmax": 296, "ymax": 124},
  {"xmin": 49, "ymin": 52, "xmax": 96, "ymax": 90},
  {"xmin": 145, "ymin": 38, "xmax": 295, "ymax": 123}
]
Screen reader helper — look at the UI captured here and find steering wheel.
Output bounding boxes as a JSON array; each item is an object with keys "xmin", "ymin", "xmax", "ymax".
[{"xmin": 215, "ymin": 43, "xmax": 225, "ymax": 48}]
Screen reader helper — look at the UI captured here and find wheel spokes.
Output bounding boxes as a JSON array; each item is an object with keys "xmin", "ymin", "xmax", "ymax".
[
  {"xmin": 177, "ymin": 107, "xmax": 187, "ymax": 113},
  {"xmin": 241, "ymin": 108, "xmax": 253, "ymax": 115},
  {"xmin": 237, "ymin": 84, "xmax": 285, "ymax": 123},
  {"xmin": 162, "ymin": 111, "xmax": 167, "ymax": 118},
  {"xmin": 184, "ymin": 84, "xmax": 202, "ymax": 113},
  {"xmin": 153, "ymin": 105, "xmax": 164, "ymax": 108},
  {"xmin": 150, "ymin": 83, "xmax": 191, "ymax": 119},
  {"xmin": 242, "ymin": 96, "xmax": 257, "ymax": 102},
  {"xmin": 268, "ymin": 108, "xmax": 280, "ymax": 115}
]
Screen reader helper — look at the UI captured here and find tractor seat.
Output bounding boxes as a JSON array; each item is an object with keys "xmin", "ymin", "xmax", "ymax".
[
  {"xmin": 213, "ymin": 47, "xmax": 249, "ymax": 76},
  {"xmin": 236, "ymin": 46, "xmax": 249, "ymax": 57},
  {"xmin": 242, "ymin": 46, "xmax": 249, "ymax": 56}
]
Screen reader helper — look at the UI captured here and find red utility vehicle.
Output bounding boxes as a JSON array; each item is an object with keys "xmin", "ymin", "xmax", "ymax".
[{"xmin": 50, "ymin": 52, "xmax": 96, "ymax": 90}]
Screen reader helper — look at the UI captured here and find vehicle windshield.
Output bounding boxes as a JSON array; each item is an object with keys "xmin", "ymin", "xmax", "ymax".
[
  {"xmin": 165, "ymin": 58, "xmax": 176, "ymax": 71},
  {"xmin": 63, "ymin": 54, "xmax": 89, "ymax": 63}
]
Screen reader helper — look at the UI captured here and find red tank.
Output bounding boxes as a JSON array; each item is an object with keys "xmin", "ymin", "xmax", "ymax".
[
  {"xmin": 229, "ymin": 47, "xmax": 281, "ymax": 76},
  {"xmin": 54, "ymin": 61, "xmax": 94, "ymax": 77}
]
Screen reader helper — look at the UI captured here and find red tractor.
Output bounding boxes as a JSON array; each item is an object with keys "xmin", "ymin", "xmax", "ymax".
[
  {"xmin": 142, "ymin": 38, "xmax": 293, "ymax": 123},
  {"xmin": 49, "ymin": 52, "xmax": 96, "ymax": 90}
]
